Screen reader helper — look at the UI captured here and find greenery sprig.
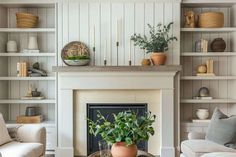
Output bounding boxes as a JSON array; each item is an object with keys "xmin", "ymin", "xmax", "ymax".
[
  {"xmin": 88, "ymin": 110, "xmax": 156, "ymax": 146},
  {"xmin": 131, "ymin": 22, "xmax": 177, "ymax": 53}
]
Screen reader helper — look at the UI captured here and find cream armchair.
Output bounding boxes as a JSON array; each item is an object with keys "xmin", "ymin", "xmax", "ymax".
[
  {"xmin": 181, "ymin": 132, "xmax": 236, "ymax": 157},
  {"xmin": 0, "ymin": 124, "xmax": 46, "ymax": 157}
]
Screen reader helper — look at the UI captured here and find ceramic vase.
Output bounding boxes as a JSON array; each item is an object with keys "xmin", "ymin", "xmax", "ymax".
[
  {"xmin": 111, "ymin": 142, "xmax": 137, "ymax": 157},
  {"xmin": 7, "ymin": 40, "xmax": 17, "ymax": 52},
  {"xmin": 28, "ymin": 36, "xmax": 38, "ymax": 50},
  {"xmin": 150, "ymin": 52, "xmax": 166, "ymax": 65}
]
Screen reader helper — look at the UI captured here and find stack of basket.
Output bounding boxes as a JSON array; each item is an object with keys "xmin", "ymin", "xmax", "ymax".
[
  {"xmin": 16, "ymin": 12, "xmax": 38, "ymax": 28},
  {"xmin": 198, "ymin": 12, "xmax": 224, "ymax": 28}
]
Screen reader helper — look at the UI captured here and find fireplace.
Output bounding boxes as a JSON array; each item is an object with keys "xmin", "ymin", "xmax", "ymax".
[
  {"xmin": 87, "ymin": 103, "xmax": 148, "ymax": 155},
  {"xmin": 54, "ymin": 66, "xmax": 181, "ymax": 157}
]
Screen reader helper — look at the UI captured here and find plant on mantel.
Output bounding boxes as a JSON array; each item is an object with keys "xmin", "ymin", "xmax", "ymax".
[
  {"xmin": 131, "ymin": 22, "xmax": 177, "ymax": 65},
  {"xmin": 88, "ymin": 110, "xmax": 156, "ymax": 157}
]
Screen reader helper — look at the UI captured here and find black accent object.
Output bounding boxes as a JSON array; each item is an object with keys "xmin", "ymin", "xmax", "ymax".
[{"xmin": 87, "ymin": 103, "xmax": 148, "ymax": 155}]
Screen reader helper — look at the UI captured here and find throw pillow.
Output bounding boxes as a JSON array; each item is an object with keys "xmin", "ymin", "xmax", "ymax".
[
  {"xmin": 0, "ymin": 113, "xmax": 12, "ymax": 145},
  {"xmin": 206, "ymin": 108, "xmax": 236, "ymax": 148},
  {"xmin": 7, "ymin": 125, "xmax": 22, "ymax": 142}
]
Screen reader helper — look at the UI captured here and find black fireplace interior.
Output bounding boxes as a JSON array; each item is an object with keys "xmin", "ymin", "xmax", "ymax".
[{"xmin": 87, "ymin": 103, "xmax": 148, "ymax": 155}]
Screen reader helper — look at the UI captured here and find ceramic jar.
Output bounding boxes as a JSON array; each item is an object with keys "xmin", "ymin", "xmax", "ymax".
[
  {"xmin": 196, "ymin": 109, "xmax": 209, "ymax": 120},
  {"xmin": 211, "ymin": 38, "xmax": 226, "ymax": 52},
  {"xmin": 141, "ymin": 59, "xmax": 151, "ymax": 66},
  {"xmin": 111, "ymin": 142, "xmax": 137, "ymax": 157},
  {"xmin": 7, "ymin": 40, "xmax": 17, "ymax": 52},
  {"xmin": 151, "ymin": 52, "xmax": 166, "ymax": 65},
  {"xmin": 28, "ymin": 36, "xmax": 38, "ymax": 50}
]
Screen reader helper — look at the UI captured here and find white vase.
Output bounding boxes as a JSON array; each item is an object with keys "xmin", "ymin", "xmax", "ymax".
[
  {"xmin": 196, "ymin": 109, "xmax": 209, "ymax": 120},
  {"xmin": 7, "ymin": 40, "xmax": 17, "ymax": 52},
  {"xmin": 28, "ymin": 36, "xmax": 38, "ymax": 50}
]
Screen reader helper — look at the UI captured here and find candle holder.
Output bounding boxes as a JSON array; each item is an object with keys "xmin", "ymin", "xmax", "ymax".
[
  {"xmin": 116, "ymin": 42, "xmax": 119, "ymax": 66},
  {"xmin": 104, "ymin": 59, "xmax": 107, "ymax": 66},
  {"xmin": 129, "ymin": 60, "xmax": 132, "ymax": 66},
  {"xmin": 93, "ymin": 46, "xmax": 96, "ymax": 66}
]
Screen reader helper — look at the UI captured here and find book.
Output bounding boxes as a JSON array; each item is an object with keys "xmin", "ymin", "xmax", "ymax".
[
  {"xmin": 16, "ymin": 115, "xmax": 43, "ymax": 123},
  {"xmin": 21, "ymin": 96, "xmax": 45, "ymax": 100},
  {"xmin": 193, "ymin": 96, "xmax": 213, "ymax": 100},
  {"xmin": 196, "ymin": 73, "xmax": 215, "ymax": 76},
  {"xmin": 22, "ymin": 49, "xmax": 40, "ymax": 53},
  {"xmin": 192, "ymin": 119, "xmax": 211, "ymax": 123}
]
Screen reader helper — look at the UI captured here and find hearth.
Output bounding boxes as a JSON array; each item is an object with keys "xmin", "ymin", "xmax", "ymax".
[{"xmin": 87, "ymin": 103, "xmax": 148, "ymax": 155}]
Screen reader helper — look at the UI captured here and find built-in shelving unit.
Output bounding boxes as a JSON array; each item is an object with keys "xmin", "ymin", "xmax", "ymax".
[
  {"xmin": 180, "ymin": 0, "xmax": 236, "ymax": 142},
  {"xmin": 0, "ymin": 2, "xmax": 57, "ymax": 153}
]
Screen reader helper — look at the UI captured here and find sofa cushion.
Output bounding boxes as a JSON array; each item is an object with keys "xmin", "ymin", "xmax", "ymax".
[
  {"xmin": 0, "ymin": 141, "xmax": 43, "ymax": 157},
  {"xmin": 0, "ymin": 113, "xmax": 11, "ymax": 146},
  {"xmin": 201, "ymin": 152, "xmax": 236, "ymax": 157},
  {"xmin": 206, "ymin": 108, "xmax": 236, "ymax": 148},
  {"xmin": 181, "ymin": 140, "xmax": 236, "ymax": 157}
]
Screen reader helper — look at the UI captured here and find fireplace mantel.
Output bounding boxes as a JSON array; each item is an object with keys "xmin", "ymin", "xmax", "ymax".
[{"xmin": 53, "ymin": 65, "xmax": 181, "ymax": 157}]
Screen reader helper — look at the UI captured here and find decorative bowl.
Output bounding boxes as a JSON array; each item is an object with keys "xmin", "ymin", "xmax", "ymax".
[
  {"xmin": 61, "ymin": 41, "xmax": 90, "ymax": 66},
  {"xmin": 196, "ymin": 109, "xmax": 209, "ymax": 120},
  {"xmin": 64, "ymin": 59, "xmax": 90, "ymax": 66}
]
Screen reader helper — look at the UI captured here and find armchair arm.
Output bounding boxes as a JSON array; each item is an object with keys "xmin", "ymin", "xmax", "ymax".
[
  {"xmin": 188, "ymin": 132, "xmax": 206, "ymax": 140},
  {"xmin": 7, "ymin": 124, "xmax": 46, "ymax": 155}
]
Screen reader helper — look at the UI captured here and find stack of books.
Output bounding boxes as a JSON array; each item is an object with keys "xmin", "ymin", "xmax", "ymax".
[{"xmin": 17, "ymin": 62, "xmax": 28, "ymax": 77}]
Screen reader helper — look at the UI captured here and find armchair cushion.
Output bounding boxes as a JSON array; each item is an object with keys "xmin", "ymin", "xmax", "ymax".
[
  {"xmin": 206, "ymin": 108, "xmax": 236, "ymax": 148},
  {"xmin": 181, "ymin": 140, "xmax": 236, "ymax": 157},
  {"xmin": 0, "ymin": 141, "xmax": 43, "ymax": 157},
  {"xmin": 0, "ymin": 113, "xmax": 11, "ymax": 146}
]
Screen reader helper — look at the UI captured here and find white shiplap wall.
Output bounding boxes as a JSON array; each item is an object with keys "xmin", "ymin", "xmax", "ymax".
[{"xmin": 57, "ymin": 0, "xmax": 181, "ymax": 66}]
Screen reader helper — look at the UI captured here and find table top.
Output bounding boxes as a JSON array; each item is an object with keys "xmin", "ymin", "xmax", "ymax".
[{"xmin": 88, "ymin": 150, "xmax": 156, "ymax": 157}]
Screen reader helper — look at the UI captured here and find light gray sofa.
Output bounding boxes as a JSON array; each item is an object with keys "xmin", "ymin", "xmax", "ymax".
[
  {"xmin": 0, "ymin": 124, "xmax": 46, "ymax": 157},
  {"xmin": 181, "ymin": 132, "xmax": 236, "ymax": 157}
]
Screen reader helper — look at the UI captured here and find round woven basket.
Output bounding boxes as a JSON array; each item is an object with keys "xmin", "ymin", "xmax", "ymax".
[
  {"xmin": 16, "ymin": 13, "xmax": 38, "ymax": 28},
  {"xmin": 198, "ymin": 12, "xmax": 224, "ymax": 28}
]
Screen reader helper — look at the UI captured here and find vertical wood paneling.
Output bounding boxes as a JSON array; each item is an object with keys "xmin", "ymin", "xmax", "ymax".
[
  {"xmin": 134, "ymin": 2, "xmax": 145, "ymax": 65},
  {"xmin": 68, "ymin": 2, "xmax": 79, "ymax": 41},
  {"xmin": 124, "ymin": 3, "xmax": 135, "ymax": 65},
  {"xmin": 100, "ymin": 2, "xmax": 110, "ymax": 65},
  {"xmin": 79, "ymin": 3, "xmax": 89, "ymax": 45}
]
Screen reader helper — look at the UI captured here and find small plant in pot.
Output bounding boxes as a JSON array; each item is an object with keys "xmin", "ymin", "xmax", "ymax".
[
  {"xmin": 88, "ymin": 110, "xmax": 156, "ymax": 157},
  {"xmin": 131, "ymin": 22, "xmax": 177, "ymax": 65}
]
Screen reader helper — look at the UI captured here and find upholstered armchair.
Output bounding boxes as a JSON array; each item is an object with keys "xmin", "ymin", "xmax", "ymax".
[{"xmin": 0, "ymin": 124, "xmax": 46, "ymax": 157}]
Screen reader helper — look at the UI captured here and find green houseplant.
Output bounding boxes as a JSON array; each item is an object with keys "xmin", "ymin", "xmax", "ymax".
[
  {"xmin": 131, "ymin": 22, "xmax": 177, "ymax": 65},
  {"xmin": 88, "ymin": 110, "xmax": 156, "ymax": 157}
]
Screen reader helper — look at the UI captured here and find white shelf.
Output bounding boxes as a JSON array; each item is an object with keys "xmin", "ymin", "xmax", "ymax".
[
  {"xmin": 0, "ymin": 52, "xmax": 56, "ymax": 57},
  {"xmin": 182, "ymin": 0, "xmax": 236, "ymax": 7},
  {"xmin": 0, "ymin": 28, "xmax": 55, "ymax": 33},
  {"xmin": 181, "ymin": 27, "xmax": 236, "ymax": 32},
  {"xmin": 181, "ymin": 52, "xmax": 236, "ymax": 57},
  {"xmin": 6, "ymin": 120, "xmax": 56, "ymax": 127},
  {"xmin": 0, "ymin": 77, "xmax": 56, "ymax": 81},
  {"xmin": 0, "ymin": 99, "xmax": 56, "ymax": 104},
  {"xmin": 181, "ymin": 76, "xmax": 236, "ymax": 80},
  {"xmin": 181, "ymin": 99, "xmax": 236, "ymax": 104}
]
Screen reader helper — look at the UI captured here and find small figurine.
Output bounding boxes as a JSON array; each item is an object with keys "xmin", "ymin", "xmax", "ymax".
[{"xmin": 184, "ymin": 10, "xmax": 198, "ymax": 28}]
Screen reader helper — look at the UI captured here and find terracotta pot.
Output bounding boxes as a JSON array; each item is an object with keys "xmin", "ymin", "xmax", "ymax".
[
  {"xmin": 111, "ymin": 142, "xmax": 137, "ymax": 157},
  {"xmin": 151, "ymin": 52, "xmax": 166, "ymax": 65},
  {"xmin": 141, "ymin": 59, "xmax": 151, "ymax": 66}
]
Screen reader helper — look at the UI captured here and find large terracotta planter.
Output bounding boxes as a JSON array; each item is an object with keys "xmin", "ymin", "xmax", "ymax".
[
  {"xmin": 151, "ymin": 52, "xmax": 166, "ymax": 65},
  {"xmin": 111, "ymin": 142, "xmax": 137, "ymax": 157}
]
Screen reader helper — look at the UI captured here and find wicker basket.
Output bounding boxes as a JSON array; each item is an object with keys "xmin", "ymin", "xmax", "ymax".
[
  {"xmin": 16, "ymin": 12, "xmax": 38, "ymax": 28},
  {"xmin": 198, "ymin": 12, "xmax": 224, "ymax": 28}
]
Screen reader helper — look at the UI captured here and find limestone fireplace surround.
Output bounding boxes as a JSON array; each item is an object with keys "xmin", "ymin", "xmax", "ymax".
[{"xmin": 53, "ymin": 66, "xmax": 181, "ymax": 157}]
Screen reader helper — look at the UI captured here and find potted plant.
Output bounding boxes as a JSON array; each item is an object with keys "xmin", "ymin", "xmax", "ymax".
[
  {"xmin": 88, "ymin": 110, "xmax": 156, "ymax": 157},
  {"xmin": 131, "ymin": 22, "xmax": 177, "ymax": 65}
]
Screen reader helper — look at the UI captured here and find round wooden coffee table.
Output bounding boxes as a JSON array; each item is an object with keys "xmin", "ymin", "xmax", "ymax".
[{"xmin": 88, "ymin": 150, "xmax": 155, "ymax": 157}]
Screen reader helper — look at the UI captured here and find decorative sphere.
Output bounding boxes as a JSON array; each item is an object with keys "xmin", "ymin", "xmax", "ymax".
[
  {"xmin": 198, "ymin": 87, "xmax": 210, "ymax": 97},
  {"xmin": 197, "ymin": 65, "xmax": 207, "ymax": 73},
  {"xmin": 196, "ymin": 109, "xmax": 209, "ymax": 120}
]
